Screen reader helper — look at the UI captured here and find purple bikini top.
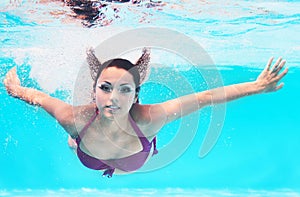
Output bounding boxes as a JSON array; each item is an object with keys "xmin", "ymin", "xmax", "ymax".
[{"xmin": 75, "ymin": 109, "xmax": 158, "ymax": 177}]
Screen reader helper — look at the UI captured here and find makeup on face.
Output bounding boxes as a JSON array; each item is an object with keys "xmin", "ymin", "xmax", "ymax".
[
  {"xmin": 97, "ymin": 81, "xmax": 135, "ymax": 94},
  {"xmin": 95, "ymin": 67, "xmax": 138, "ymax": 118},
  {"xmin": 96, "ymin": 81, "xmax": 136, "ymax": 116}
]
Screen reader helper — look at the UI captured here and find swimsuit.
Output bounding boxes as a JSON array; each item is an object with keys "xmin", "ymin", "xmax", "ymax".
[{"xmin": 75, "ymin": 109, "xmax": 158, "ymax": 177}]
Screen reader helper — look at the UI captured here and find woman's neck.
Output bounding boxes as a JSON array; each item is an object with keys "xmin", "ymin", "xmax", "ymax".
[{"xmin": 99, "ymin": 113, "xmax": 130, "ymax": 132}]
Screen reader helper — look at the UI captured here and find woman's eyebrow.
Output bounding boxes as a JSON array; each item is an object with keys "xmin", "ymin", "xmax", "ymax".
[
  {"xmin": 99, "ymin": 81, "xmax": 133, "ymax": 86},
  {"xmin": 120, "ymin": 83, "xmax": 132, "ymax": 86},
  {"xmin": 100, "ymin": 81, "xmax": 111, "ymax": 85}
]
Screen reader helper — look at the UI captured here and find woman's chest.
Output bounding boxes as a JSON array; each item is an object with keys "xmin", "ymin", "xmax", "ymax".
[{"xmin": 79, "ymin": 126, "xmax": 144, "ymax": 160}]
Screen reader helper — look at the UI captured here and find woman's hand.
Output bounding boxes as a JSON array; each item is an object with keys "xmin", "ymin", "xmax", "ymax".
[
  {"xmin": 255, "ymin": 57, "xmax": 288, "ymax": 93},
  {"xmin": 3, "ymin": 67, "xmax": 22, "ymax": 97}
]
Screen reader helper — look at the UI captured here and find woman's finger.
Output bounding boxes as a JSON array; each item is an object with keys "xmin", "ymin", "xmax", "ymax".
[
  {"xmin": 275, "ymin": 67, "xmax": 288, "ymax": 81},
  {"xmin": 4, "ymin": 67, "xmax": 20, "ymax": 87},
  {"xmin": 3, "ymin": 78, "xmax": 7, "ymax": 86},
  {"xmin": 11, "ymin": 67, "xmax": 17, "ymax": 78},
  {"xmin": 271, "ymin": 57, "xmax": 283, "ymax": 73},
  {"xmin": 275, "ymin": 83, "xmax": 284, "ymax": 91},
  {"xmin": 275, "ymin": 60, "xmax": 286, "ymax": 73},
  {"xmin": 265, "ymin": 57, "xmax": 274, "ymax": 71},
  {"xmin": 5, "ymin": 67, "xmax": 15, "ymax": 79}
]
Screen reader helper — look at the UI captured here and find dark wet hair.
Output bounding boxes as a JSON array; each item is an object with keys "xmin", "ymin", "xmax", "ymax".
[{"xmin": 93, "ymin": 58, "xmax": 141, "ymax": 97}]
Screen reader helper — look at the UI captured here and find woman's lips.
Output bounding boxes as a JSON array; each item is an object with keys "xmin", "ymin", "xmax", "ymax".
[
  {"xmin": 106, "ymin": 105, "xmax": 120, "ymax": 109},
  {"xmin": 105, "ymin": 105, "xmax": 121, "ymax": 113}
]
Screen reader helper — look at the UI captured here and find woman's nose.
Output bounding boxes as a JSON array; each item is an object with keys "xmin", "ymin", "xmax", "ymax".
[{"xmin": 109, "ymin": 89, "xmax": 119, "ymax": 101}]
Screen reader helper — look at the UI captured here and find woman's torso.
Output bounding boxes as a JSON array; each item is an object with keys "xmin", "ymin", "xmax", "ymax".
[{"xmin": 71, "ymin": 104, "xmax": 157, "ymax": 161}]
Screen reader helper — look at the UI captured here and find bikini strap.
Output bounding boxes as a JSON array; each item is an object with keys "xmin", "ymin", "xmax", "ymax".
[
  {"xmin": 152, "ymin": 137, "xmax": 158, "ymax": 155},
  {"xmin": 128, "ymin": 114, "xmax": 147, "ymax": 139},
  {"xmin": 78, "ymin": 108, "xmax": 99, "ymax": 139},
  {"xmin": 129, "ymin": 114, "xmax": 158, "ymax": 154}
]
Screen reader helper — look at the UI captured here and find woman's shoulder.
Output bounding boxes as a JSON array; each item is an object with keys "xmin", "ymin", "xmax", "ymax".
[
  {"xmin": 130, "ymin": 103, "xmax": 166, "ymax": 136},
  {"xmin": 73, "ymin": 103, "xmax": 97, "ymax": 122},
  {"xmin": 73, "ymin": 103, "xmax": 96, "ymax": 113},
  {"xmin": 131, "ymin": 103, "xmax": 165, "ymax": 123},
  {"xmin": 130, "ymin": 103, "xmax": 149, "ymax": 125},
  {"xmin": 64, "ymin": 103, "xmax": 97, "ymax": 137},
  {"xmin": 130, "ymin": 103, "xmax": 159, "ymax": 127}
]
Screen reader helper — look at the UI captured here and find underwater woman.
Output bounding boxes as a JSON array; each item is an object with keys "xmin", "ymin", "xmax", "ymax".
[{"xmin": 3, "ymin": 48, "xmax": 288, "ymax": 177}]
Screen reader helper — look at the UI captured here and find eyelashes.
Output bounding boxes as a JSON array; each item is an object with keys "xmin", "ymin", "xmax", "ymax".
[
  {"xmin": 98, "ymin": 84, "xmax": 112, "ymax": 93},
  {"xmin": 120, "ymin": 86, "xmax": 133, "ymax": 93},
  {"xmin": 97, "ymin": 83, "xmax": 134, "ymax": 94}
]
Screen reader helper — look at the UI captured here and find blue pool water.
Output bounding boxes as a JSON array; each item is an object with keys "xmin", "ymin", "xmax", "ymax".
[{"xmin": 1, "ymin": 1, "xmax": 300, "ymax": 196}]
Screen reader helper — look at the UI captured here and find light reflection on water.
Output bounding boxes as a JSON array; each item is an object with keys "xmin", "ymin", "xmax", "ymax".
[{"xmin": 1, "ymin": 188, "xmax": 300, "ymax": 197}]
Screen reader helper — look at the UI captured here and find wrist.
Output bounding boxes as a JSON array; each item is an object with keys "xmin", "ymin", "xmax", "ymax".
[
  {"xmin": 252, "ymin": 81, "xmax": 265, "ymax": 94},
  {"xmin": 18, "ymin": 87, "xmax": 39, "ymax": 105},
  {"xmin": 10, "ymin": 85, "xmax": 24, "ymax": 97}
]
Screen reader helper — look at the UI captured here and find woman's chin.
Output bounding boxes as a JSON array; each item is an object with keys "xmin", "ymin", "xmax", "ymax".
[{"xmin": 102, "ymin": 110, "xmax": 123, "ymax": 120}]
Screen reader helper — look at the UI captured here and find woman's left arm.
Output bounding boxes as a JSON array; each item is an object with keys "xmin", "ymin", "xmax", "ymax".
[{"xmin": 141, "ymin": 57, "xmax": 288, "ymax": 130}]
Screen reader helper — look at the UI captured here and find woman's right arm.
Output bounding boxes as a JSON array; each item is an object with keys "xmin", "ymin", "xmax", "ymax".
[{"xmin": 4, "ymin": 67, "xmax": 77, "ymax": 137}]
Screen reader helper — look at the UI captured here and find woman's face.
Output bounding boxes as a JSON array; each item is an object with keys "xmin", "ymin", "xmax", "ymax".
[{"xmin": 95, "ymin": 66, "xmax": 137, "ymax": 120}]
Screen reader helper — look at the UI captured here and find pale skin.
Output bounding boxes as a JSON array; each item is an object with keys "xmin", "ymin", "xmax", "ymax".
[{"xmin": 3, "ymin": 57, "xmax": 288, "ymax": 174}]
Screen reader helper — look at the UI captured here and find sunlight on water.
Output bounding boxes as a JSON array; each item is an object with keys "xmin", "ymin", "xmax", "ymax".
[
  {"xmin": 1, "ymin": 0, "xmax": 299, "ymax": 93},
  {"xmin": 1, "ymin": 188, "xmax": 300, "ymax": 197}
]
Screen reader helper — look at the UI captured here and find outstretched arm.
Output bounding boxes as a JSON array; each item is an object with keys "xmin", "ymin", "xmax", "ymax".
[
  {"xmin": 139, "ymin": 57, "xmax": 288, "ymax": 131},
  {"xmin": 196, "ymin": 57, "xmax": 288, "ymax": 105},
  {"xmin": 4, "ymin": 67, "xmax": 77, "ymax": 136}
]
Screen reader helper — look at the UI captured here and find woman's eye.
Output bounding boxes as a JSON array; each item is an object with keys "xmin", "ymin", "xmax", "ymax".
[
  {"xmin": 99, "ymin": 84, "xmax": 112, "ymax": 92},
  {"xmin": 120, "ymin": 86, "xmax": 133, "ymax": 93}
]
